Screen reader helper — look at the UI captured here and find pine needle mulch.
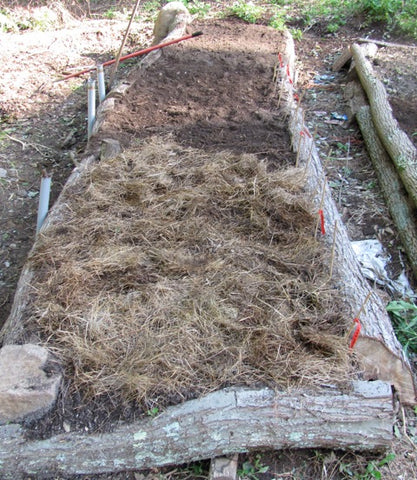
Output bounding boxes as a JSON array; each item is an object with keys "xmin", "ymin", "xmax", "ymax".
[{"xmin": 27, "ymin": 136, "xmax": 354, "ymax": 408}]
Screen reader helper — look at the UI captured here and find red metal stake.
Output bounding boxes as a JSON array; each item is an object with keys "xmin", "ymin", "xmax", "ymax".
[{"xmin": 58, "ymin": 31, "xmax": 203, "ymax": 82}]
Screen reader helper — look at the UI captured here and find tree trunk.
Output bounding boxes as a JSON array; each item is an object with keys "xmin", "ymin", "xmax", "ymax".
[
  {"xmin": 350, "ymin": 43, "xmax": 417, "ymax": 209},
  {"xmin": 356, "ymin": 105, "xmax": 417, "ymax": 280},
  {"xmin": 281, "ymin": 31, "xmax": 416, "ymax": 406},
  {"xmin": 0, "ymin": 382, "xmax": 393, "ymax": 479}
]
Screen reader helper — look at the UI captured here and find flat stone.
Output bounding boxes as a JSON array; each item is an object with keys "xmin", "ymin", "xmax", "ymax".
[{"xmin": 0, "ymin": 344, "xmax": 61, "ymax": 424}]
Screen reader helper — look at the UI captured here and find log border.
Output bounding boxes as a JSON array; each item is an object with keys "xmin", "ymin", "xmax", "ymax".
[{"xmin": 0, "ymin": 382, "xmax": 394, "ymax": 479}]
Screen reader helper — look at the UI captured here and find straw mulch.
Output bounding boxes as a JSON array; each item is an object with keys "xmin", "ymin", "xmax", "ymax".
[{"xmin": 28, "ymin": 136, "xmax": 353, "ymax": 407}]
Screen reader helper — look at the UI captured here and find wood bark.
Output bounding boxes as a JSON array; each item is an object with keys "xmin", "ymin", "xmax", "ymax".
[
  {"xmin": 332, "ymin": 43, "xmax": 377, "ymax": 72},
  {"xmin": 351, "ymin": 43, "xmax": 417, "ymax": 209},
  {"xmin": 281, "ymin": 31, "xmax": 416, "ymax": 405},
  {"xmin": 356, "ymin": 105, "xmax": 417, "ymax": 280},
  {"xmin": 0, "ymin": 382, "xmax": 393, "ymax": 479}
]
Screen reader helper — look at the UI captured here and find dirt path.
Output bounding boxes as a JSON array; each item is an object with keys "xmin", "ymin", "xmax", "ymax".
[{"xmin": 1, "ymin": 5, "xmax": 417, "ymax": 479}]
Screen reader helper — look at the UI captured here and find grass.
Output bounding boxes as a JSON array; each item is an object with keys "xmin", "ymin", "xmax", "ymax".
[
  {"xmin": 227, "ymin": 1, "xmax": 265, "ymax": 23},
  {"xmin": 1, "ymin": 0, "xmax": 416, "ymax": 37}
]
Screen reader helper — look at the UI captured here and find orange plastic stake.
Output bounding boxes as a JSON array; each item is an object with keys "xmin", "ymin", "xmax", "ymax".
[
  {"xmin": 349, "ymin": 318, "xmax": 361, "ymax": 349},
  {"xmin": 286, "ymin": 64, "xmax": 293, "ymax": 84},
  {"xmin": 318, "ymin": 209, "xmax": 325, "ymax": 235}
]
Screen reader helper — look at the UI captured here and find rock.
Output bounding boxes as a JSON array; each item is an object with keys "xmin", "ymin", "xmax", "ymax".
[
  {"xmin": 0, "ymin": 344, "xmax": 61, "ymax": 424},
  {"xmin": 0, "ymin": 168, "xmax": 7, "ymax": 178},
  {"xmin": 152, "ymin": 2, "xmax": 192, "ymax": 45}
]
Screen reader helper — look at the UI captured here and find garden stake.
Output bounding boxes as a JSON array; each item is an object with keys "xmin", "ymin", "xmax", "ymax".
[
  {"xmin": 356, "ymin": 290, "xmax": 372, "ymax": 319},
  {"xmin": 295, "ymin": 130, "xmax": 305, "ymax": 167},
  {"xmin": 349, "ymin": 318, "xmax": 361, "ymax": 349},
  {"xmin": 276, "ymin": 74, "xmax": 285, "ymax": 106},
  {"xmin": 87, "ymin": 77, "xmax": 96, "ymax": 139},
  {"xmin": 347, "ymin": 291, "xmax": 372, "ymax": 349},
  {"xmin": 36, "ymin": 170, "xmax": 51, "ymax": 234},
  {"xmin": 286, "ymin": 63, "xmax": 293, "ymax": 84},
  {"xmin": 97, "ymin": 65, "xmax": 106, "ymax": 103},
  {"xmin": 109, "ymin": 0, "xmax": 142, "ymax": 87},
  {"xmin": 328, "ymin": 220, "xmax": 338, "ymax": 280},
  {"xmin": 294, "ymin": 89, "xmax": 305, "ymax": 118},
  {"xmin": 314, "ymin": 177, "xmax": 326, "ymax": 238},
  {"xmin": 303, "ymin": 125, "xmax": 318, "ymax": 177},
  {"xmin": 319, "ymin": 210, "xmax": 325, "ymax": 235}
]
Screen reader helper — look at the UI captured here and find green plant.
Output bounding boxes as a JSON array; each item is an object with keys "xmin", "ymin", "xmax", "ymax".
[
  {"xmin": 143, "ymin": 0, "xmax": 161, "ymax": 12},
  {"xmin": 0, "ymin": 10, "xmax": 17, "ymax": 32},
  {"xmin": 103, "ymin": 7, "xmax": 117, "ymax": 19},
  {"xmin": 269, "ymin": 12, "xmax": 286, "ymax": 30},
  {"xmin": 291, "ymin": 28, "xmax": 303, "ymax": 40},
  {"xmin": 338, "ymin": 453, "xmax": 395, "ymax": 479},
  {"xmin": 238, "ymin": 454, "xmax": 269, "ymax": 480},
  {"xmin": 386, "ymin": 300, "xmax": 417, "ymax": 355},
  {"xmin": 187, "ymin": 0, "xmax": 211, "ymax": 18},
  {"xmin": 146, "ymin": 406, "xmax": 159, "ymax": 417},
  {"xmin": 228, "ymin": 1, "xmax": 265, "ymax": 24}
]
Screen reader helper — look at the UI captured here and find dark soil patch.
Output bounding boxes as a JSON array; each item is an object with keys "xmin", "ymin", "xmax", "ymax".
[{"xmin": 90, "ymin": 19, "xmax": 294, "ymax": 167}]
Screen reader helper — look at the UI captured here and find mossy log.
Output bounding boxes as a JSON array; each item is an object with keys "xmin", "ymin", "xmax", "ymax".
[
  {"xmin": 356, "ymin": 105, "xmax": 417, "ymax": 280},
  {"xmin": 350, "ymin": 43, "xmax": 417, "ymax": 209},
  {"xmin": 0, "ymin": 382, "xmax": 394, "ymax": 479}
]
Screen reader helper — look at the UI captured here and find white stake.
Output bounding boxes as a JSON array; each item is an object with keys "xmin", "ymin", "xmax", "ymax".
[
  {"xmin": 36, "ymin": 171, "xmax": 51, "ymax": 234},
  {"xmin": 97, "ymin": 65, "xmax": 106, "ymax": 103},
  {"xmin": 87, "ymin": 77, "xmax": 96, "ymax": 139}
]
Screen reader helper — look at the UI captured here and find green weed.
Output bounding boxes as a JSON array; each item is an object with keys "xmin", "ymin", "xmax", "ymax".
[
  {"xmin": 146, "ymin": 406, "xmax": 159, "ymax": 417},
  {"xmin": 103, "ymin": 7, "xmax": 118, "ymax": 19},
  {"xmin": 227, "ymin": 1, "xmax": 265, "ymax": 24},
  {"xmin": 269, "ymin": 13, "xmax": 286, "ymax": 30},
  {"xmin": 143, "ymin": 0, "xmax": 162, "ymax": 13},
  {"xmin": 238, "ymin": 454, "xmax": 269, "ymax": 480},
  {"xmin": 291, "ymin": 28, "xmax": 303, "ymax": 40},
  {"xmin": 339, "ymin": 453, "xmax": 395, "ymax": 479},
  {"xmin": 187, "ymin": 0, "xmax": 211, "ymax": 18},
  {"xmin": 386, "ymin": 300, "xmax": 417, "ymax": 355}
]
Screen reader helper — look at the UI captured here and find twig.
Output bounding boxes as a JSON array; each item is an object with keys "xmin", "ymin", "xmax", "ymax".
[
  {"xmin": 357, "ymin": 37, "xmax": 417, "ymax": 49},
  {"xmin": 5, "ymin": 134, "xmax": 55, "ymax": 157},
  {"xmin": 355, "ymin": 291, "xmax": 372, "ymax": 319},
  {"xmin": 400, "ymin": 405, "xmax": 417, "ymax": 451}
]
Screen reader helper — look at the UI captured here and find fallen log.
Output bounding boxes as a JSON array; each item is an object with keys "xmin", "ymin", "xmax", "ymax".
[
  {"xmin": 332, "ymin": 43, "xmax": 378, "ymax": 72},
  {"xmin": 357, "ymin": 37, "xmax": 417, "ymax": 49},
  {"xmin": 356, "ymin": 105, "xmax": 417, "ymax": 280},
  {"xmin": 281, "ymin": 32, "xmax": 416, "ymax": 406},
  {"xmin": 0, "ymin": 382, "xmax": 394, "ymax": 479},
  {"xmin": 350, "ymin": 43, "xmax": 417, "ymax": 209},
  {"xmin": 344, "ymin": 79, "xmax": 417, "ymax": 280}
]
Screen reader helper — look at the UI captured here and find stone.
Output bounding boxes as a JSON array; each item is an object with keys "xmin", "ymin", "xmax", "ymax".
[{"xmin": 0, "ymin": 344, "xmax": 61, "ymax": 424}]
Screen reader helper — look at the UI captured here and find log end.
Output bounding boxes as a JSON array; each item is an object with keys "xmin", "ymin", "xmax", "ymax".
[{"xmin": 355, "ymin": 336, "xmax": 417, "ymax": 405}]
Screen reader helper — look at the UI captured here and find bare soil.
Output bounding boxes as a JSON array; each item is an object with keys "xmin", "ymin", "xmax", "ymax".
[{"xmin": 1, "ymin": 2, "xmax": 417, "ymax": 479}]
